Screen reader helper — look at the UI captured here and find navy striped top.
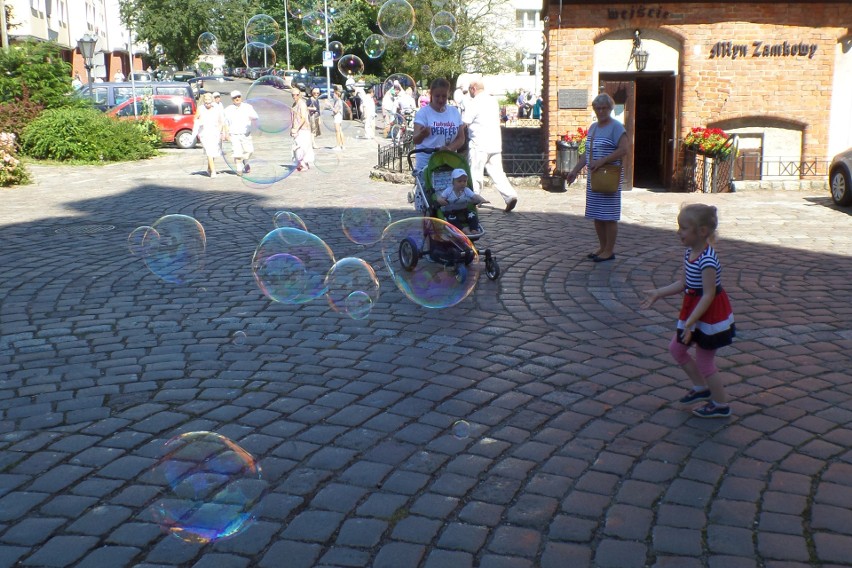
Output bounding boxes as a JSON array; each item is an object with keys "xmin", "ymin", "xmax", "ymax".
[{"xmin": 684, "ymin": 246, "xmax": 723, "ymax": 290}]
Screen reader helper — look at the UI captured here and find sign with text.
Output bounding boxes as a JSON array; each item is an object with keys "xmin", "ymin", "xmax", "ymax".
[
  {"xmin": 709, "ymin": 41, "xmax": 818, "ymax": 60},
  {"xmin": 558, "ymin": 89, "xmax": 588, "ymax": 110}
]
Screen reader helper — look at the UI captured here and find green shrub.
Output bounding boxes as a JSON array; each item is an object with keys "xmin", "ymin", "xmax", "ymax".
[
  {"xmin": 0, "ymin": 40, "xmax": 84, "ymax": 109},
  {"xmin": 21, "ymin": 107, "xmax": 157, "ymax": 162},
  {"xmin": 0, "ymin": 132, "xmax": 30, "ymax": 187}
]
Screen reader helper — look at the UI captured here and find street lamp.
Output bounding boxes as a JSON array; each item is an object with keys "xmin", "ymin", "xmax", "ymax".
[
  {"xmin": 628, "ymin": 29, "xmax": 648, "ymax": 72},
  {"xmin": 77, "ymin": 34, "xmax": 98, "ymax": 100}
]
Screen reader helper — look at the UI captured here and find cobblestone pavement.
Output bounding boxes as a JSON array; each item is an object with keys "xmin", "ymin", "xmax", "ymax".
[{"xmin": 1, "ymin": 118, "xmax": 851, "ymax": 568}]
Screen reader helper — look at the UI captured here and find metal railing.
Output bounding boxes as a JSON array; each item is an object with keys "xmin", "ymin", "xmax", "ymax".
[
  {"xmin": 377, "ymin": 145, "xmax": 548, "ymax": 178},
  {"xmin": 377, "ymin": 137, "xmax": 415, "ymax": 171},
  {"xmin": 733, "ymin": 156, "xmax": 831, "ymax": 180}
]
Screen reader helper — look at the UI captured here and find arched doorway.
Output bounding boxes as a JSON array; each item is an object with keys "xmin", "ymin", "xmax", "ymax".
[{"xmin": 593, "ymin": 30, "xmax": 682, "ymax": 189}]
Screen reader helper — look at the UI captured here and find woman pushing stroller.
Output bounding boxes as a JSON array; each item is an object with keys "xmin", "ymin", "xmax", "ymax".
[{"xmin": 412, "ymin": 78, "xmax": 467, "ymax": 172}]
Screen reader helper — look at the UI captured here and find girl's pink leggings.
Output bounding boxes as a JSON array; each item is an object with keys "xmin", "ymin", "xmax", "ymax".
[{"xmin": 669, "ymin": 335, "xmax": 717, "ymax": 378}]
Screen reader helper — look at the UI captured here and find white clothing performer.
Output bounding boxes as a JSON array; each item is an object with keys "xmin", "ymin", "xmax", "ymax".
[
  {"xmin": 361, "ymin": 89, "xmax": 376, "ymax": 139},
  {"xmin": 462, "ymin": 80, "xmax": 518, "ymax": 212},
  {"xmin": 224, "ymin": 90, "xmax": 259, "ymax": 174}
]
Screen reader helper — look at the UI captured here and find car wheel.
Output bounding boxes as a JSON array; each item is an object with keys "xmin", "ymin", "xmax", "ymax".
[
  {"xmin": 175, "ymin": 130, "xmax": 196, "ymax": 149},
  {"xmin": 830, "ymin": 167, "xmax": 852, "ymax": 206}
]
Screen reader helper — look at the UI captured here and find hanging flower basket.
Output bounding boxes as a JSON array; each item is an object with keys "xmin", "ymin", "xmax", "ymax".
[{"xmin": 683, "ymin": 127, "xmax": 734, "ymax": 161}]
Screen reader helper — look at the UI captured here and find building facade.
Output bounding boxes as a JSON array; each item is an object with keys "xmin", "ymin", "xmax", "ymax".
[
  {"xmin": 542, "ymin": 0, "xmax": 852, "ymax": 189},
  {"xmin": 4, "ymin": 0, "xmax": 144, "ymax": 80}
]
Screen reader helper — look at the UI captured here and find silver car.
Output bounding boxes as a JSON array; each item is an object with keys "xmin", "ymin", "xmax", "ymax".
[{"xmin": 829, "ymin": 147, "xmax": 852, "ymax": 206}]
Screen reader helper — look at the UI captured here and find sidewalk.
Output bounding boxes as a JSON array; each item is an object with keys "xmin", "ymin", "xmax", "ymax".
[{"xmin": 0, "ymin": 126, "xmax": 851, "ymax": 567}]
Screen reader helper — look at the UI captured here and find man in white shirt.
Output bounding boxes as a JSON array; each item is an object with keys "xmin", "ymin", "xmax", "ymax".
[
  {"xmin": 381, "ymin": 85, "xmax": 398, "ymax": 138},
  {"xmin": 224, "ymin": 90, "xmax": 259, "ymax": 175},
  {"xmin": 360, "ymin": 86, "xmax": 376, "ymax": 139},
  {"xmin": 462, "ymin": 78, "xmax": 518, "ymax": 212}
]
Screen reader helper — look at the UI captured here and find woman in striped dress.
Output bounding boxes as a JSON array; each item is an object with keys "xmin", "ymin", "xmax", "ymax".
[{"xmin": 564, "ymin": 93, "xmax": 630, "ymax": 262}]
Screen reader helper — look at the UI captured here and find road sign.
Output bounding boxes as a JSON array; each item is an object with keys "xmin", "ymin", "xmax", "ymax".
[{"xmin": 322, "ymin": 51, "xmax": 333, "ymax": 68}]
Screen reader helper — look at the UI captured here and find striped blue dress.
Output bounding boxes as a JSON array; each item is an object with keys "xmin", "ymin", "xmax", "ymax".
[{"xmin": 585, "ymin": 120, "xmax": 626, "ymax": 221}]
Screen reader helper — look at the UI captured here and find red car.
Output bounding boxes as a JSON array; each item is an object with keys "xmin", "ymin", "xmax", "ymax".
[{"xmin": 108, "ymin": 95, "xmax": 197, "ymax": 149}]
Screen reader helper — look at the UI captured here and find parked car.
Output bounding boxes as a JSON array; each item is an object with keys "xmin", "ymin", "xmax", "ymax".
[
  {"xmin": 78, "ymin": 81, "xmax": 194, "ymax": 111},
  {"xmin": 130, "ymin": 72, "xmax": 154, "ymax": 82},
  {"xmin": 188, "ymin": 76, "xmax": 235, "ymax": 97},
  {"xmin": 107, "ymin": 95, "xmax": 197, "ymax": 149},
  {"xmin": 829, "ymin": 147, "xmax": 852, "ymax": 206}
]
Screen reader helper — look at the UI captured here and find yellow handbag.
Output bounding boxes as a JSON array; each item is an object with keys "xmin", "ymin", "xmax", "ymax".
[{"xmin": 590, "ymin": 164, "xmax": 622, "ymax": 194}]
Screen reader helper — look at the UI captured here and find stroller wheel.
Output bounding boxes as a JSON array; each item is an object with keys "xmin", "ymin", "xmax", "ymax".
[
  {"xmin": 454, "ymin": 265, "xmax": 468, "ymax": 283},
  {"xmin": 399, "ymin": 238, "xmax": 419, "ymax": 271},
  {"xmin": 485, "ymin": 257, "xmax": 501, "ymax": 280}
]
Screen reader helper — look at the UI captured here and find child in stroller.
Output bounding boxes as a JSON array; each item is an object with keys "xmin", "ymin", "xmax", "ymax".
[{"xmin": 436, "ymin": 168, "xmax": 489, "ymax": 235}]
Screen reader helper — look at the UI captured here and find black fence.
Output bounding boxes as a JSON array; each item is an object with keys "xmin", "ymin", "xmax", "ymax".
[
  {"xmin": 376, "ymin": 138, "xmax": 416, "ymax": 171},
  {"xmin": 732, "ymin": 155, "xmax": 831, "ymax": 180},
  {"xmin": 683, "ymin": 149, "xmax": 735, "ymax": 193}
]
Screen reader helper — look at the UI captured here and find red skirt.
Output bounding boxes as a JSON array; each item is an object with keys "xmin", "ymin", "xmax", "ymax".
[{"xmin": 677, "ymin": 288, "xmax": 735, "ymax": 350}]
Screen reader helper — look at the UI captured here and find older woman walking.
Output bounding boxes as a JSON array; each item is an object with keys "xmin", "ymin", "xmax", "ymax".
[
  {"xmin": 564, "ymin": 93, "xmax": 630, "ymax": 262},
  {"xmin": 191, "ymin": 93, "xmax": 227, "ymax": 178}
]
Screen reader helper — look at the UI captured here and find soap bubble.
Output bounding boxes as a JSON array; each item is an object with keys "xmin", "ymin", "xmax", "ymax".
[
  {"xmin": 337, "ymin": 54, "xmax": 365, "ymax": 78},
  {"xmin": 197, "ymin": 32, "xmax": 218, "ymax": 55},
  {"xmin": 325, "ymin": 0, "xmax": 349, "ymax": 20},
  {"xmin": 128, "ymin": 225, "xmax": 156, "ymax": 257},
  {"xmin": 287, "ymin": 0, "xmax": 312, "ymax": 18},
  {"xmin": 318, "ymin": 94, "xmax": 355, "ymax": 140},
  {"xmin": 246, "ymin": 14, "xmax": 280, "ymax": 47},
  {"xmin": 252, "ymin": 228, "xmax": 335, "ymax": 304},
  {"xmin": 302, "ymin": 11, "xmax": 330, "ymax": 41},
  {"xmin": 325, "ymin": 258, "xmax": 380, "ymax": 319},
  {"xmin": 273, "ymin": 211, "xmax": 308, "ymax": 231},
  {"xmin": 341, "ymin": 204, "xmax": 392, "ymax": 245},
  {"xmin": 364, "ymin": 34, "xmax": 387, "ymax": 59},
  {"xmin": 382, "ymin": 73, "xmax": 418, "ymax": 99},
  {"xmin": 381, "ymin": 217, "xmax": 480, "ymax": 309},
  {"xmin": 149, "ymin": 431, "xmax": 268, "ymax": 544},
  {"xmin": 431, "ymin": 25, "xmax": 456, "ymax": 48},
  {"xmin": 377, "ymin": 0, "xmax": 415, "ymax": 39},
  {"xmin": 430, "ymin": 10, "xmax": 456, "ymax": 31},
  {"xmin": 241, "ymin": 42, "xmax": 276, "ymax": 68},
  {"xmin": 404, "ymin": 32, "xmax": 420, "ymax": 51},
  {"xmin": 452, "ymin": 420, "xmax": 470, "ymax": 439},
  {"xmin": 232, "ymin": 331, "xmax": 247, "ymax": 345},
  {"xmin": 328, "ymin": 41, "xmax": 344, "ymax": 60},
  {"xmin": 143, "ymin": 215, "xmax": 206, "ymax": 284}
]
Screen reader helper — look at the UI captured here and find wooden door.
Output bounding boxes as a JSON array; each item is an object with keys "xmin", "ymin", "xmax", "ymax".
[
  {"xmin": 600, "ymin": 80, "xmax": 635, "ymax": 190},
  {"xmin": 661, "ymin": 75, "xmax": 678, "ymax": 189}
]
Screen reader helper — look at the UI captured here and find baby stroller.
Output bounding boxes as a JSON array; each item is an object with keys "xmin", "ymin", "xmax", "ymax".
[{"xmin": 403, "ymin": 148, "xmax": 500, "ymax": 281}]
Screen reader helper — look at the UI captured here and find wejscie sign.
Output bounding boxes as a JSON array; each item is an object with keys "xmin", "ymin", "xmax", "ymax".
[{"xmin": 710, "ymin": 40, "xmax": 818, "ymax": 60}]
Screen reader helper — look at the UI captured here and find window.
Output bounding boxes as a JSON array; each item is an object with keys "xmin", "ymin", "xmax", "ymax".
[
  {"xmin": 515, "ymin": 10, "xmax": 538, "ymax": 30},
  {"xmin": 153, "ymin": 99, "xmax": 179, "ymax": 115},
  {"xmin": 116, "ymin": 102, "xmax": 143, "ymax": 117}
]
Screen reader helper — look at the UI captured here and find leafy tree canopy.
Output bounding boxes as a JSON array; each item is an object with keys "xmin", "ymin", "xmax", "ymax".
[{"xmin": 0, "ymin": 40, "xmax": 78, "ymax": 108}]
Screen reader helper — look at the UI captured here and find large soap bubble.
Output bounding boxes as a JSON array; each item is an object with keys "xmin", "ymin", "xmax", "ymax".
[
  {"xmin": 287, "ymin": 0, "xmax": 313, "ymax": 18},
  {"xmin": 325, "ymin": 257, "xmax": 380, "ymax": 319},
  {"xmin": 273, "ymin": 210, "xmax": 308, "ymax": 231},
  {"xmin": 328, "ymin": 41, "xmax": 344, "ymax": 60},
  {"xmin": 246, "ymin": 76, "xmax": 294, "ymax": 133},
  {"xmin": 382, "ymin": 73, "xmax": 418, "ymax": 99},
  {"xmin": 377, "ymin": 0, "xmax": 415, "ymax": 39},
  {"xmin": 302, "ymin": 11, "xmax": 330, "ymax": 41},
  {"xmin": 337, "ymin": 54, "xmax": 365, "ymax": 78},
  {"xmin": 342, "ymin": 203, "xmax": 392, "ymax": 245},
  {"xmin": 142, "ymin": 215, "xmax": 206, "ymax": 284},
  {"xmin": 381, "ymin": 217, "xmax": 480, "ymax": 308},
  {"xmin": 252, "ymin": 228, "xmax": 335, "ymax": 304},
  {"xmin": 246, "ymin": 14, "xmax": 280, "ymax": 47},
  {"xmin": 128, "ymin": 225, "xmax": 156, "ymax": 257},
  {"xmin": 431, "ymin": 25, "xmax": 456, "ymax": 48},
  {"xmin": 430, "ymin": 10, "xmax": 456, "ymax": 31},
  {"xmin": 242, "ymin": 42, "xmax": 277, "ymax": 68},
  {"xmin": 197, "ymin": 32, "xmax": 218, "ymax": 55},
  {"xmin": 149, "ymin": 432, "xmax": 268, "ymax": 544},
  {"xmin": 364, "ymin": 34, "xmax": 387, "ymax": 59}
]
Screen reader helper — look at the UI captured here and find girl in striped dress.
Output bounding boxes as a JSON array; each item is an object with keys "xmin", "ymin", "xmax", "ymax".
[
  {"xmin": 564, "ymin": 93, "xmax": 630, "ymax": 262},
  {"xmin": 641, "ymin": 204, "xmax": 736, "ymax": 418}
]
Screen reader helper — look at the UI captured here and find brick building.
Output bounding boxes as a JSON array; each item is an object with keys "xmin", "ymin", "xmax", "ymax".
[{"xmin": 542, "ymin": 0, "xmax": 852, "ymax": 189}]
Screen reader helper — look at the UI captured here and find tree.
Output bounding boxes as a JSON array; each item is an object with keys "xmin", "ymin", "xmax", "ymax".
[{"xmin": 0, "ymin": 40, "xmax": 76, "ymax": 108}]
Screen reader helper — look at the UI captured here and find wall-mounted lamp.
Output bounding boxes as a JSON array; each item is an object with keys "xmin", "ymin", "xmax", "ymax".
[{"xmin": 628, "ymin": 29, "xmax": 649, "ymax": 71}]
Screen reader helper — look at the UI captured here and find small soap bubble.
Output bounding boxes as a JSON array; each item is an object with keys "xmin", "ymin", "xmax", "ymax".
[
  {"xmin": 452, "ymin": 420, "xmax": 470, "ymax": 439},
  {"xmin": 430, "ymin": 10, "xmax": 456, "ymax": 31},
  {"xmin": 377, "ymin": 0, "xmax": 415, "ymax": 39},
  {"xmin": 302, "ymin": 11, "xmax": 330, "ymax": 41},
  {"xmin": 148, "ymin": 431, "xmax": 268, "ymax": 544},
  {"xmin": 337, "ymin": 54, "xmax": 365, "ymax": 78},
  {"xmin": 364, "ymin": 34, "xmax": 387, "ymax": 59},
  {"xmin": 241, "ymin": 42, "xmax": 276, "ymax": 68},
  {"xmin": 380, "ymin": 217, "xmax": 480, "ymax": 308},
  {"xmin": 245, "ymin": 14, "xmax": 280, "ymax": 47},
  {"xmin": 404, "ymin": 32, "xmax": 420, "ymax": 51},
  {"xmin": 341, "ymin": 204, "xmax": 392, "ymax": 245},
  {"xmin": 197, "ymin": 32, "xmax": 219, "ymax": 55},
  {"xmin": 287, "ymin": 0, "xmax": 312, "ymax": 18},
  {"xmin": 325, "ymin": 258, "xmax": 380, "ymax": 319},
  {"xmin": 143, "ymin": 215, "xmax": 206, "ymax": 284},
  {"xmin": 328, "ymin": 41, "xmax": 344, "ymax": 60},
  {"xmin": 273, "ymin": 210, "xmax": 308, "ymax": 231},
  {"xmin": 252, "ymin": 228, "xmax": 335, "ymax": 304},
  {"xmin": 431, "ymin": 25, "xmax": 456, "ymax": 48},
  {"xmin": 128, "ymin": 225, "xmax": 156, "ymax": 256},
  {"xmin": 232, "ymin": 331, "xmax": 247, "ymax": 345}
]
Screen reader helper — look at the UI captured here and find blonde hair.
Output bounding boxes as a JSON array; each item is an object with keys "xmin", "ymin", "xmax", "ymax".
[
  {"xmin": 201, "ymin": 93, "xmax": 214, "ymax": 104},
  {"xmin": 679, "ymin": 203, "xmax": 719, "ymax": 242}
]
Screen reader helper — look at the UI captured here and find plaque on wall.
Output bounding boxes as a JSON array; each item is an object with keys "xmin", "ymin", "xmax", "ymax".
[{"xmin": 557, "ymin": 89, "xmax": 588, "ymax": 109}]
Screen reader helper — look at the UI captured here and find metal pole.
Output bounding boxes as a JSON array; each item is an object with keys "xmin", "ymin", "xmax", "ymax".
[
  {"xmin": 128, "ymin": 27, "xmax": 138, "ymax": 117},
  {"xmin": 284, "ymin": 0, "xmax": 291, "ymax": 70},
  {"xmin": 0, "ymin": 0, "xmax": 9, "ymax": 49},
  {"xmin": 323, "ymin": 0, "xmax": 331, "ymax": 96}
]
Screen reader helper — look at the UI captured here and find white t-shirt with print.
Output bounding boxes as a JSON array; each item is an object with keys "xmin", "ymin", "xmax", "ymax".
[{"xmin": 413, "ymin": 105, "xmax": 463, "ymax": 170}]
